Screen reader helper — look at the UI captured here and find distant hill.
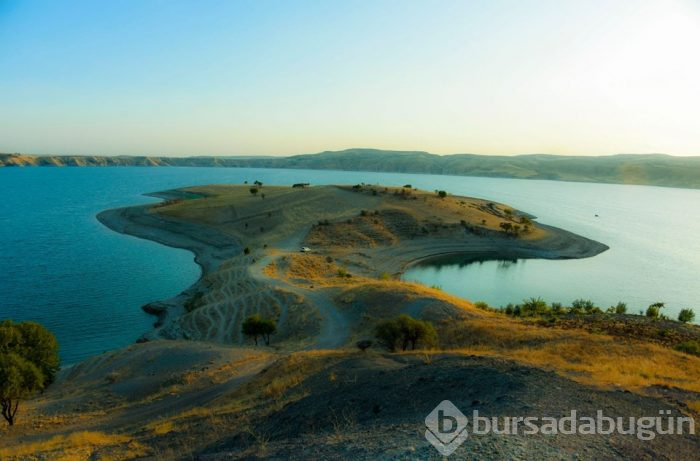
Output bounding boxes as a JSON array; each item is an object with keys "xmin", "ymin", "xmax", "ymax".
[{"xmin": 3, "ymin": 149, "xmax": 700, "ymax": 189}]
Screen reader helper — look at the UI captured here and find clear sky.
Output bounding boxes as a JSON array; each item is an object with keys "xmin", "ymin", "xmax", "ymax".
[{"xmin": 1, "ymin": 0, "xmax": 699, "ymax": 157}]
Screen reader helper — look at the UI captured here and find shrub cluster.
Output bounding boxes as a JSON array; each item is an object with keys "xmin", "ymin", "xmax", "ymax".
[{"xmin": 374, "ymin": 315, "xmax": 437, "ymax": 352}]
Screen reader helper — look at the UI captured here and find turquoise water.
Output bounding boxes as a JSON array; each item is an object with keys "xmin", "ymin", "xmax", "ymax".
[{"xmin": 1, "ymin": 167, "xmax": 699, "ymax": 364}]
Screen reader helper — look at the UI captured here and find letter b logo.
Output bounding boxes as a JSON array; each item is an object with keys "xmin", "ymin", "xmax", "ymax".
[{"xmin": 425, "ymin": 400, "xmax": 468, "ymax": 456}]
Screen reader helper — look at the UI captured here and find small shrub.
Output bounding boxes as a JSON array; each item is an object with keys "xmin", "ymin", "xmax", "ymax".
[
  {"xmin": 243, "ymin": 247, "xmax": 251, "ymax": 255},
  {"xmin": 375, "ymin": 315, "xmax": 437, "ymax": 352},
  {"xmin": 379, "ymin": 272, "xmax": 392, "ymax": 280},
  {"xmin": 551, "ymin": 302, "xmax": 565, "ymax": 314},
  {"xmin": 356, "ymin": 340, "xmax": 373, "ymax": 352},
  {"xmin": 675, "ymin": 341, "xmax": 700, "ymax": 356},
  {"xmin": 678, "ymin": 308, "xmax": 696, "ymax": 323},
  {"xmin": 614, "ymin": 302, "xmax": 627, "ymax": 314},
  {"xmin": 437, "ymin": 190, "xmax": 447, "ymax": 198},
  {"xmin": 646, "ymin": 302, "xmax": 665, "ymax": 318},
  {"xmin": 572, "ymin": 299, "xmax": 597, "ymax": 313},
  {"xmin": 520, "ymin": 297, "xmax": 550, "ymax": 316},
  {"xmin": 474, "ymin": 301, "xmax": 490, "ymax": 311},
  {"xmin": 325, "ymin": 256, "xmax": 334, "ymax": 263},
  {"xmin": 242, "ymin": 315, "xmax": 276, "ymax": 346}
]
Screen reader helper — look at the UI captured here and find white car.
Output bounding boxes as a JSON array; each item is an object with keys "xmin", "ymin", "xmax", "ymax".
[{"xmin": 300, "ymin": 247, "xmax": 311, "ymax": 253}]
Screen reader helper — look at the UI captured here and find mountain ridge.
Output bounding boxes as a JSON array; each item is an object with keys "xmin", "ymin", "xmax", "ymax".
[{"xmin": 2, "ymin": 149, "xmax": 700, "ymax": 189}]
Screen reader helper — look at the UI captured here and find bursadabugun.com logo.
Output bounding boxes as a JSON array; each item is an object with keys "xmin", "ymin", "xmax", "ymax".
[{"xmin": 425, "ymin": 400, "xmax": 696, "ymax": 456}]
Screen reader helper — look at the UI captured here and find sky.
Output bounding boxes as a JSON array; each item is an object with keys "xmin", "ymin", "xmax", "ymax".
[{"xmin": 1, "ymin": 0, "xmax": 699, "ymax": 157}]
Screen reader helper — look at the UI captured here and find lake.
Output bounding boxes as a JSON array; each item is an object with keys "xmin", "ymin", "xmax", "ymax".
[{"xmin": 1, "ymin": 167, "xmax": 699, "ymax": 364}]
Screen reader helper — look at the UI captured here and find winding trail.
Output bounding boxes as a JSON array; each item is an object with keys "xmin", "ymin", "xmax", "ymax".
[{"xmin": 248, "ymin": 228, "xmax": 350, "ymax": 349}]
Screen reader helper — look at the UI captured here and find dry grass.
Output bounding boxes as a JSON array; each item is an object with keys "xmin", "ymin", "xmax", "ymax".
[
  {"xmin": 156, "ymin": 184, "xmax": 549, "ymax": 250},
  {"xmin": 0, "ymin": 431, "xmax": 148, "ymax": 460},
  {"xmin": 686, "ymin": 400, "xmax": 700, "ymax": 414},
  {"xmin": 282, "ymin": 253, "xmax": 342, "ymax": 284},
  {"xmin": 439, "ymin": 316, "xmax": 700, "ymax": 393}
]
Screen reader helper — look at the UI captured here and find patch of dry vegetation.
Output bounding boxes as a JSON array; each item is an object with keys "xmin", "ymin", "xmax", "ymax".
[
  {"xmin": 0, "ymin": 431, "xmax": 147, "ymax": 460},
  {"xmin": 438, "ymin": 316, "xmax": 700, "ymax": 393}
]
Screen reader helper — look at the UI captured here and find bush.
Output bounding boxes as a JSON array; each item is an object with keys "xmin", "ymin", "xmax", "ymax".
[
  {"xmin": 249, "ymin": 187, "xmax": 259, "ymax": 196},
  {"xmin": 356, "ymin": 340, "xmax": 373, "ymax": 352},
  {"xmin": 375, "ymin": 315, "xmax": 437, "ymax": 352},
  {"xmin": 474, "ymin": 301, "xmax": 490, "ymax": 311},
  {"xmin": 243, "ymin": 247, "xmax": 251, "ymax": 255},
  {"xmin": 614, "ymin": 302, "xmax": 627, "ymax": 314},
  {"xmin": 646, "ymin": 302, "xmax": 665, "ymax": 318},
  {"xmin": 572, "ymin": 299, "xmax": 597, "ymax": 313},
  {"xmin": 520, "ymin": 297, "xmax": 549, "ymax": 316},
  {"xmin": 437, "ymin": 190, "xmax": 447, "ymax": 198},
  {"xmin": 0, "ymin": 320, "xmax": 59, "ymax": 426},
  {"xmin": 678, "ymin": 308, "xmax": 696, "ymax": 323},
  {"xmin": 675, "ymin": 341, "xmax": 700, "ymax": 356},
  {"xmin": 242, "ymin": 315, "xmax": 276, "ymax": 346},
  {"xmin": 551, "ymin": 302, "xmax": 565, "ymax": 315}
]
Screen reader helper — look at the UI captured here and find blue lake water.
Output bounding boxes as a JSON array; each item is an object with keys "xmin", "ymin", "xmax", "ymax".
[{"xmin": 1, "ymin": 167, "xmax": 699, "ymax": 364}]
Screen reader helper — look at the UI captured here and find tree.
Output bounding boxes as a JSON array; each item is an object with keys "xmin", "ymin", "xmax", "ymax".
[
  {"xmin": 520, "ymin": 297, "xmax": 549, "ymax": 316},
  {"xmin": 249, "ymin": 187, "xmax": 259, "ymax": 196},
  {"xmin": 0, "ymin": 320, "xmax": 59, "ymax": 386},
  {"xmin": 678, "ymin": 308, "xmax": 696, "ymax": 324},
  {"xmin": 437, "ymin": 190, "xmax": 447, "ymax": 198},
  {"xmin": 356, "ymin": 340, "xmax": 373, "ymax": 351},
  {"xmin": 0, "ymin": 320, "xmax": 58, "ymax": 426},
  {"xmin": 646, "ymin": 302, "xmax": 665, "ymax": 318},
  {"xmin": 614, "ymin": 302, "xmax": 627, "ymax": 314},
  {"xmin": 242, "ymin": 315, "xmax": 277, "ymax": 346},
  {"xmin": 0, "ymin": 353, "xmax": 44, "ymax": 426},
  {"xmin": 571, "ymin": 299, "xmax": 599, "ymax": 314},
  {"xmin": 499, "ymin": 222, "xmax": 513, "ymax": 234},
  {"xmin": 375, "ymin": 315, "xmax": 437, "ymax": 352},
  {"xmin": 374, "ymin": 319, "xmax": 403, "ymax": 352}
]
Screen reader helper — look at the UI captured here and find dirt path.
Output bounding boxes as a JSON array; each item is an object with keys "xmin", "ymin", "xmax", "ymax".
[{"xmin": 247, "ymin": 229, "xmax": 350, "ymax": 349}]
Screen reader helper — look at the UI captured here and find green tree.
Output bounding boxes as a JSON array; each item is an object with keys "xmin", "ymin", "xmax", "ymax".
[
  {"xmin": 0, "ymin": 320, "xmax": 58, "ymax": 426},
  {"xmin": 614, "ymin": 302, "xmax": 627, "ymax": 314},
  {"xmin": 437, "ymin": 190, "xmax": 447, "ymax": 198},
  {"xmin": 242, "ymin": 315, "xmax": 277, "ymax": 346},
  {"xmin": 0, "ymin": 320, "xmax": 59, "ymax": 386},
  {"xmin": 646, "ymin": 302, "xmax": 665, "ymax": 318},
  {"xmin": 678, "ymin": 308, "xmax": 696, "ymax": 324},
  {"xmin": 375, "ymin": 315, "xmax": 437, "ymax": 352},
  {"xmin": 374, "ymin": 319, "xmax": 403, "ymax": 352},
  {"xmin": 571, "ymin": 299, "xmax": 597, "ymax": 314},
  {"xmin": 249, "ymin": 187, "xmax": 259, "ymax": 196},
  {"xmin": 520, "ymin": 297, "xmax": 549, "ymax": 316},
  {"xmin": 0, "ymin": 354, "xmax": 44, "ymax": 426}
]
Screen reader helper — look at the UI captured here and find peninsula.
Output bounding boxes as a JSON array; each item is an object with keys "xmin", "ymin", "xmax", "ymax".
[{"xmin": 5, "ymin": 184, "xmax": 700, "ymax": 460}]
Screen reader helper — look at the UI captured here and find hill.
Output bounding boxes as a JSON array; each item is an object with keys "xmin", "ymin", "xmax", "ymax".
[
  {"xmin": 4, "ymin": 184, "xmax": 700, "ymax": 459},
  {"xmin": 3, "ymin": 149, "xmax": 700, "ymax": 189}
]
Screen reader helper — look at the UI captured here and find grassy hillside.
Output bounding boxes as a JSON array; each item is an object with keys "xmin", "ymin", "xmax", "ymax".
[{"xmin": 3, "ymin": 149, "xmax": 700, "ymax": 189}]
